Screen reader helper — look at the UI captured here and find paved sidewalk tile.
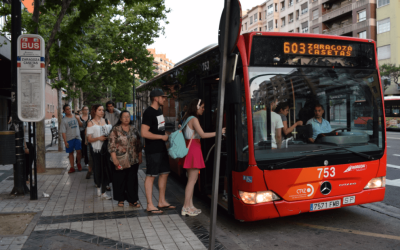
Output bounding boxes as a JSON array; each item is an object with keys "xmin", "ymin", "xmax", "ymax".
[{"xmin": 0, "ymin": 152, "xmax": 221, "ymax": 250}]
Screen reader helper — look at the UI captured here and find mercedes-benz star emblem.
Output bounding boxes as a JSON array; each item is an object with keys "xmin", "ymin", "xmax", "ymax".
[
  {"xmin": 324, "ymin": 160, "xmax": 329, "ymax": 166},
  {"xmin": 320, "ymin": 181, "xmax": 332, "ymax": 195}
]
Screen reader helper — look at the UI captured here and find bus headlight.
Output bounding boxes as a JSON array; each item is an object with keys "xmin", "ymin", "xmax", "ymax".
[
  {"xmin": 239, "ymin": 191, "xmax": 280, "ymax": 204},
  {"xmin": 364, "ymin": 177, "xmax": 386, "ymax": 189}
]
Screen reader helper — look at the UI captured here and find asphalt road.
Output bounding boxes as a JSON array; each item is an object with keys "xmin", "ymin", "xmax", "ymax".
[
  {"xmin": 190, "ymin": 131, "xmax": 400, "ymax": 250},
  {"xmin": 385, "ymin": 131, "xmax": 400, "ymax": 209}
]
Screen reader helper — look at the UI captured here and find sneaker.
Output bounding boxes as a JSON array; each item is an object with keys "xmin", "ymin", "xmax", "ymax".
[
  {"xmin": 101, "ymin": 193, "xmax": 112, "ymax": 200},
  {"xmin": 68, "ymin": 167, "xmax": 75, "ymax": 174},
  {"xmin": 97, "ymin": 188, "xmax": 101, "ymax": 197},
  {"xmin": 77, "ymin": 163, "xmax": 82, "ymax": 171},
  {"xmin": 181, "ymin": 207, "xmax": 199, "ymax": 217}
]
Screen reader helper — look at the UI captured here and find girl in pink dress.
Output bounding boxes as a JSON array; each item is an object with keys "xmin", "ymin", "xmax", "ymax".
[{"xmin": 182, "ymin": 99, "xmax": 226, "ymax": 216}]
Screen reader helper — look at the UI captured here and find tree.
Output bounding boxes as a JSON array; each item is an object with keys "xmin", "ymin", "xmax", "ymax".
[{"xmin": 379, "ymin": 64, "xmax": 400, "ymax": 88}]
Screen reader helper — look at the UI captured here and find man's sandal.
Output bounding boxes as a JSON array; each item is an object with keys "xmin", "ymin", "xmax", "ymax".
[
  {"xmin": 118, "ymin": 201, "xmax": 124, "ymax": 207},
  {"xmin": 146, "ymin": 209, "xmax": 163, "ymax": 214},
  {"xmin": 158, "ymin": 205, "xmax": 176, "ymax": 210}
]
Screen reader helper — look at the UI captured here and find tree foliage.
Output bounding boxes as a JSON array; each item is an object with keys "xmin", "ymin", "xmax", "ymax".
[
  {"xmin": 379, "ymin": 63, "xmax": 400, "ymax": 85},
  {"xmin": 0, "ymin": 0, "xmax": 169, "ymax": 105}
]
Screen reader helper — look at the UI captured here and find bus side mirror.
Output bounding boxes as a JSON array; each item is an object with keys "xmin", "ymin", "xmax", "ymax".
[{"xmin": 225, "ymin": 75, "xmax": 241, "ymax": 105}]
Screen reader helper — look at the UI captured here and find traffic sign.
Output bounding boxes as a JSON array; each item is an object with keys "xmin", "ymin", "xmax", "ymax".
[
  {"xmin": 218, "ymin": 0, "xmax": 242, "ymax": 54},
  {"xmin": 17, "ymin": 34, "xmax": 45, "ymax": 122},
  {"xmin": 126, "ymin": 104, "xmax": 133, "ymax": 120}
]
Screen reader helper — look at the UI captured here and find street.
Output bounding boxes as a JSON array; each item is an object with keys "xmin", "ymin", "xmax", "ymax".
[{"xmin": 191, "ymin": 131, "xmax": 400, "ymax": 250}]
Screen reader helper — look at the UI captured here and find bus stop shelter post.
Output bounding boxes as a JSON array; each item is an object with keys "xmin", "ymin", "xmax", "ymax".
[{"xmin": 209, "ymin": 0, "xmax": 231, "ymax": 249}]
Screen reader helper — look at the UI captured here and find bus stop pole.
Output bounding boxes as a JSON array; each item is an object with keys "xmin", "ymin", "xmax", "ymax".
[{"xmin": 209, "ymin": 0, "xmax": 231, "ymax": 249}]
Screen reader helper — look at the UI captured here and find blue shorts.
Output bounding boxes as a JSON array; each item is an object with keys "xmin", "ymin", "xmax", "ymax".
[{"xmin": 66, "ymin": 138, "xmax": 82, "ymax": 153}]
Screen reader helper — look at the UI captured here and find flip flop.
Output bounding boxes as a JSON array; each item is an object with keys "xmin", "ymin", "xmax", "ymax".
[
  {"xmin": 146, "ymin": 209, "xmax": 163, "ymax": 214},
  {"xmin": 158, "ymin": 205, "xmax": 176, "ymax": 210}
]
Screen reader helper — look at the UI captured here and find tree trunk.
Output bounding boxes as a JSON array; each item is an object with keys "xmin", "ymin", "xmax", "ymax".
[{"xmin": 79, "ymin": 88, "xmax": 84, "ymax": 109}]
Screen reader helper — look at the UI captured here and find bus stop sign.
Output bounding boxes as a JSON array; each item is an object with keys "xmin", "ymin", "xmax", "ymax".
[{"xmin": 17, "ymin": 34, "xmax": 46, "ymax": 122}]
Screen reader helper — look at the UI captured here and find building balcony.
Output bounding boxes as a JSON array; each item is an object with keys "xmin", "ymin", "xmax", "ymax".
[
  {"xmin": 322, "ymin": 20, "xmax": 367, "ymax": 36},
  {"xmin": 322, "ymin": 1, "xmax": 352, "ymax": 22},
  {"xmin": 322, "ymin": 0, "xmax": 369, "ymax": 23}
]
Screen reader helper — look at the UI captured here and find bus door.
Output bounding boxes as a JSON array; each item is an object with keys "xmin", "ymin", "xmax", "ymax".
[{"xmin": 199, "ymin": 76, "xmax": 229, "ymax": 207}]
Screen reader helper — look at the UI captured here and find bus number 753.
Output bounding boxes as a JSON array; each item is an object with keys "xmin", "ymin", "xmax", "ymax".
[{"xmin": 318, "ymin": 167, "xmax": 335, "ymax": 178}]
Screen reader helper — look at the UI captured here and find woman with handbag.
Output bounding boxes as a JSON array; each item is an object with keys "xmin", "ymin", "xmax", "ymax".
[
  {"xmin": 108, "ymin": 110, "xmax": 142, "ymax": 207},
  {"xmin": 87, "ymin": 104, "xmax": 113, "ymax": 199},
  {"xmin": 181, "ymin": 99, "xmax": 225, "ymax": 216}
]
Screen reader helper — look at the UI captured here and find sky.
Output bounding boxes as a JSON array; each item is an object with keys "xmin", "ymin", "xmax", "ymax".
[{"xmin": 149, "ymin": 0, "xmax": 265, "ymax": 64}]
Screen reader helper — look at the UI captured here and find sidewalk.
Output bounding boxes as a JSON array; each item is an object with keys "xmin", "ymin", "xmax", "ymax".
[{"xmin": 0, "ymin": 152, "xmax": 228, "ymax": 250}]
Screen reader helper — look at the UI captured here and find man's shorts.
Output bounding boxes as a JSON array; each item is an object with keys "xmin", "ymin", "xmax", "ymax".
[
  {"xmin": 145, "ymin": 151, "xmax": 170, "ymax": 177},
  {"xmin": 65, "ymin": 138, "xmax": 82, "ymax": 153}
]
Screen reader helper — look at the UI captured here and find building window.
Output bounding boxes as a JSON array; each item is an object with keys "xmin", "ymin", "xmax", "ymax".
[
  {"xmin": 268, "ymin": 4, "xmax": 273, "ymax": 15},
  {"xmin": 377, "ymin": 45, "xmax": 391, "ymax": 60},
  {"xmin": 281, "ymin": 1, "xmax": 285, "ymax": 11},
  {"xmin": 312, "ymin": 9, "xmax": 318, "ymax": 20},
  {"xmin": 245, "ymin": 22, "xmax": 247, "ymax": 30},
  {"xmin": 275, "ymin": 3, "xmax": 278, "ymax": 12},
  {"xmin": 313, "ymin": 27, "xmax": 319, "ymax": 34},
  {"xmin": 281, "ymin": 17, "xmax": 286, "ymax": 27},
  {"xmin": 259, "ymin": 27, "xmax": 262, "ymax": 31},
  {"xmin": 268, "ymin": 20, "xmax": 273, "ymax": 30},
  {"xmin": 289, "ymin": 0, "xmax": 293, "ymax": 7},
  {"xmin": 275, "ymin": 19, "xmax": 278, "ymax": 28},
  {"xmin": 377, "ymin": 0, "xmax": 389, "ymax": 8},
  {"xmin": 301, "ymin": 21, "xmax": 308, "ymax": 33},
  {"xmin": 254, "ymin": 13, "xmax": 258, "ymax": 22},
  {"xmin": 377, "ymin": 18, "xmax": 390, "ymax": 34},
  {"xmin": 254, "ymin": 28, "xmax": 258, "ymax": 31},
  {"xmin": 301, "ymin": 3, "xmax": 308, "ymax": 15},
  {"xmin": 357, "ymin": 10, "xmax": 366, "ymax": 22},
  {"xmin": 358, "ymin": 31, "xmax": 366, "ymax": 38},
  {"xmin": 259, "ymin": 12, "xmax": 262, "ymax": 21},
  {"xmin": 289, "ymin": 13, "xmax": 294, "ymax": 23},
  {"xmin": 289, "ymin": 30, "xmax": 294, "ymax": 32},
  {"xmin": 250, "ymin": 16, "xmax": 253, "ymax": 25},
  {"xmin": 265, "ymin": 25, "xmax": 268, "ymax": 31}
]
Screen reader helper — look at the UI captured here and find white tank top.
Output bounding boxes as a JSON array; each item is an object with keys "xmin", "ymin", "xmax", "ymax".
[{"xmin": 184, "ymin": 123, "xmax": 201, "ymax": 140}]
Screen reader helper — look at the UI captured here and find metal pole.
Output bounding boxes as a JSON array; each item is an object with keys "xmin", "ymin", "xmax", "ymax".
[
  {"xmin": 209, "ymin": 1, "xmax": 231, "ymax": 249},
  {"xmin": 31, "ymin": 122, "xmax": 38, "ymax": 199},
  {"xmin": 10, "ymin": 0, "xmax": 27, "ymax": 196}
]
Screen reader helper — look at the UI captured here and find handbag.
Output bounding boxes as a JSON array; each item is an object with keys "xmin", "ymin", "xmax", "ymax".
[{"xmin": 111, "ymin": 130, "xmax": 131, "ymax": 170}]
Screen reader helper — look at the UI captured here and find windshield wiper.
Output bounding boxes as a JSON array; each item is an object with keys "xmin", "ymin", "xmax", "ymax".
[
  {"xmin": 301, "ymin": 146, "xmax": 374, "ymax": 160},
  {"xmin": 267, "ymin": 154, "xmax": 320, "ymax": 169}
]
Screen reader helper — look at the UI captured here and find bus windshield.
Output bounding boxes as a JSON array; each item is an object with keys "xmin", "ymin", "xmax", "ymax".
[{"xmin": 248, "ymin": 66, "xmax": 384, "ymax": 169}]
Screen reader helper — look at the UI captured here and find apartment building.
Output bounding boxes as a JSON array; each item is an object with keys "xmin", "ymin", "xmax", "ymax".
[
  {"xmin": 241, "ymin": 0, "xmax": 376, "ymax": 40},
  {"xmin": 376, "ymin": 0, "xmax": 399, "ymax": 95},
  {"xmin": 147, "ymin": 48, "xmax": 175, "ymax": 75}
]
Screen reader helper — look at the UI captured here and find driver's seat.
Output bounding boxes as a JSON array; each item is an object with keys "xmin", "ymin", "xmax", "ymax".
[{"xmin": 296, "ymin": 124, "xmax": 313, "ymax": 143}]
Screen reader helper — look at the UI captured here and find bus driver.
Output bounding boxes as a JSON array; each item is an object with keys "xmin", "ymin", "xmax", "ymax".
[{"xmin": 306, "ymin": 104, "xmax": 332, "ymax": 143}]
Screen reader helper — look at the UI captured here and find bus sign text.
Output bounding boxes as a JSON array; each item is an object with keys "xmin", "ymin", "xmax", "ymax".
[{"xmin": 283, "ymin": 42, "xmax": 354, "ymax": 57}]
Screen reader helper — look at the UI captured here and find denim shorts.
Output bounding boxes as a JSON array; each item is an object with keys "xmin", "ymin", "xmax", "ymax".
[
  {"xmin": 65, "ymin": 138, "xmax": 82, "ymax": 153},
  {"xmin": 145, "ymin": 151, "xmax": 170, "ymax": 177}
]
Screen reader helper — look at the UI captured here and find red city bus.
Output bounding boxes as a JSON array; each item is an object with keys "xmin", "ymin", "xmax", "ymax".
[{"xmin": 137, "ymin": 32, "xmax": 386, "ymax": 222}]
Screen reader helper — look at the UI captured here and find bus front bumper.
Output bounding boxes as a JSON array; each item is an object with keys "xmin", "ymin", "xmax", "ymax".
[{"xmin": 233, "ymin": 188, "xmax": 385, "ymax": 222}]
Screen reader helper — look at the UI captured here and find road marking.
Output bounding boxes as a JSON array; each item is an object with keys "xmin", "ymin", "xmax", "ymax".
[
  {"xmin": 297, "ymin": 223, "xmax": 400, "ymax": 241},
  {"xmin": 386, "ymin": 137, "xmax": 400, "ymax": 140},
  {"xmin": 386, "ymin": 179, "xmax": 400, "ymax": 188},
  {"xmin": 387, "ymin": 146, "xmax": 391, "ymax": 148},
  {"xmin": 393, "ymin": 154, "xmax": 400, "ymax": 157},
  {"xmin": 387, "ymin": 164, "xmax": 400, "ymax": 169}
]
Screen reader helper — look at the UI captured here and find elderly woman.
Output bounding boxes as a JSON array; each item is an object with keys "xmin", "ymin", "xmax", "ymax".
[{"xmin": 108, "ymin": 110, "xmax": 142, "ymax": 207}]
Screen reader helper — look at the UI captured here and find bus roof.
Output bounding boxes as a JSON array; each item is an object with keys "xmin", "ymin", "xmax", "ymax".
[{"xmin": 138, "ymin": 43, "xmax": 218, "ymax": 90}]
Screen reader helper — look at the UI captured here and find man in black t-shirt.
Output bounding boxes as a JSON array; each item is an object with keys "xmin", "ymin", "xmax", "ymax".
[{"xmin": 141, "ymin": 89, "xmax": 175, "ymax": 213}]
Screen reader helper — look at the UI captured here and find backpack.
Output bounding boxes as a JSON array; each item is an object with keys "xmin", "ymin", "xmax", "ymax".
[{"xmin": 168, "ymin": 116, "xmax": 195, "ymax": 159}]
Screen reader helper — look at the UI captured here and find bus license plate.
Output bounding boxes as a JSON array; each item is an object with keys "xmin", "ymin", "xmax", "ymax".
[{"xmin": 310, "ymin": 200, "xmax": 341, "ymax": 211}]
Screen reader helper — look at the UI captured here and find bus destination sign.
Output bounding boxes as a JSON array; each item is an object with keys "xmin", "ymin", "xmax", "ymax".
[{"xmin": 283, "ymin": 42, "xmax": 354, "ymax": 57}]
